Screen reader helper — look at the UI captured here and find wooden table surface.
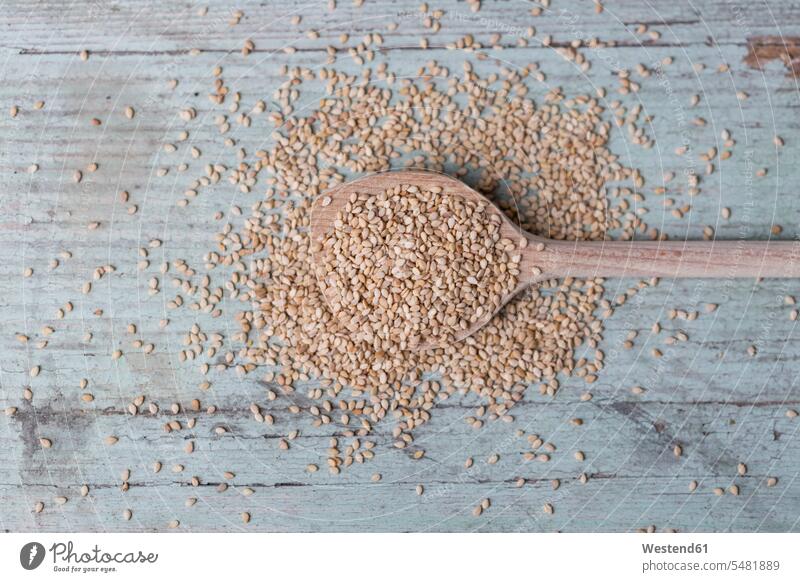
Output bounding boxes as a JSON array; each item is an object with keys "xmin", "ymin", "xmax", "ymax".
[{"xmin": 2, "ymin": 0, "xmax": 800, "ymax": 532}]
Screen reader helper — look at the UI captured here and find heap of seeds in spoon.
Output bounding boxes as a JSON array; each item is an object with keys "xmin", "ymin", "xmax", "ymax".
[{"xmin": 315, "ymin": 184, "xmax": 520, "ymax": 351}]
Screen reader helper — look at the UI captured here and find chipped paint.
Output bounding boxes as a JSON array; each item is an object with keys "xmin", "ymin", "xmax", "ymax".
[{"xmin": 745, "ymin": 36, "xmax": 800, "ymax": 77}]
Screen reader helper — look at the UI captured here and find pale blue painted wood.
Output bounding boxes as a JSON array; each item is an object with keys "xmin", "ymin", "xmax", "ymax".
[{"xmin": 2, "ymin": 0, "xmax": 800, "ymax": 532}]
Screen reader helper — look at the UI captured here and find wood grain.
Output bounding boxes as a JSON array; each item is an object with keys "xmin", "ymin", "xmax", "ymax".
[{"xmin": 539, "ymin": 239, "xmax": 800, "ymax": 280}]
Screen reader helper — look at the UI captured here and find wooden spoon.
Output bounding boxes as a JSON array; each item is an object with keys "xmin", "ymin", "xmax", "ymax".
[{"xmin": 310, "ymin": 169, "xmax": 800, "ymax": 349}]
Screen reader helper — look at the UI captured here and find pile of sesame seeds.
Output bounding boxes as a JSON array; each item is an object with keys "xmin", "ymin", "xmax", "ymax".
[
  {"xmin": 315, "ymin": 183, "xmax": 520, "ymax": 350},
  {"xmin": 218, "ymin": 61, "xmax": 631, "ymax": 450}
]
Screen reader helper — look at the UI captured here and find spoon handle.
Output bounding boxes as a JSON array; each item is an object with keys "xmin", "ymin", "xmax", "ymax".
[{"xmin": 530, "ymin": 239, "xmax": 800, "ymax": 281}]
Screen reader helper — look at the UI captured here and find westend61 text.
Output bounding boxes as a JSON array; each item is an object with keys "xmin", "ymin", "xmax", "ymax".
[{"xmin": 642, "ymin": 543, "xmax": 708, "ymax": 554}]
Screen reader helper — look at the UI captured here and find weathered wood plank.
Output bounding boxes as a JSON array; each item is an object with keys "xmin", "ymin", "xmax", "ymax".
[
  {"xmin": 2, "ymin": 0, "xmax": 798, "ymax": 52},
  {"xmin": 2, "ymin": 396, "xmax": 799, "ymax": 531}
]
